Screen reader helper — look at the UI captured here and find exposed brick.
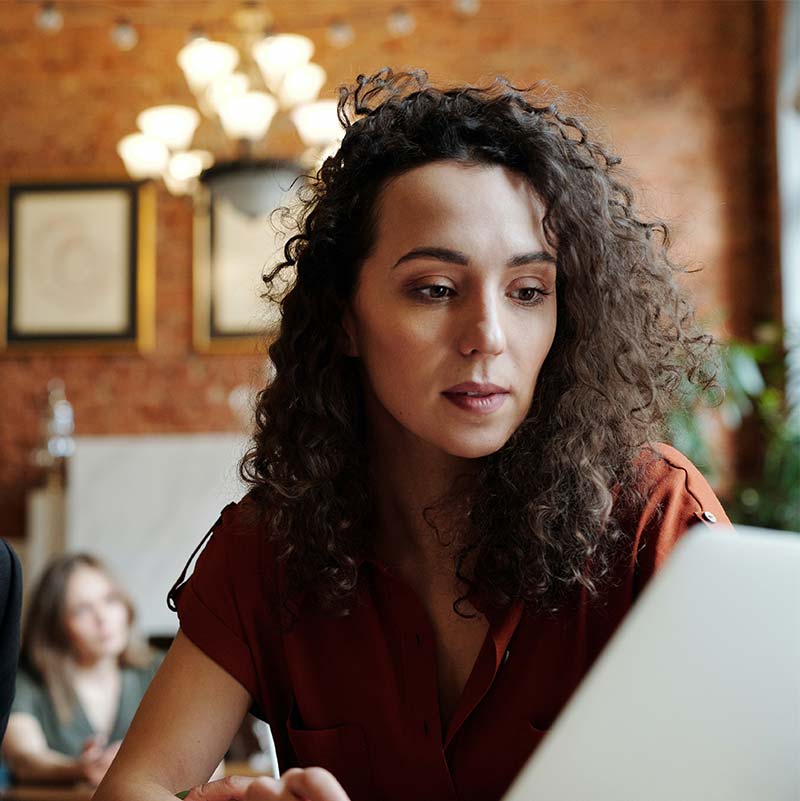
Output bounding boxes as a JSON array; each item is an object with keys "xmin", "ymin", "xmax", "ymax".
[{"xmin": 0, "ymin": 0, "xmax": 783, "ymax": 537}]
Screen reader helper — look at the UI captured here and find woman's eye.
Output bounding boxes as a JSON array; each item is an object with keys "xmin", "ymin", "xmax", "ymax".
[
  {"xmin": 415, "ymin": 284, "xmax": 455, "ymax": 300},
  {"xmin": 511, "ymin": 286, "xmax": 548, "ymax": 304},
  {"xmin": 411, "ymin": 284, "xmax": 549, "ymax": 304}
]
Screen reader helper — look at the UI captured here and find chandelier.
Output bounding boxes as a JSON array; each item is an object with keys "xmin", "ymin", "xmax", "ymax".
[{"xmin": 116, "ymin": 7, "xmax": 344, "ymax": 195}]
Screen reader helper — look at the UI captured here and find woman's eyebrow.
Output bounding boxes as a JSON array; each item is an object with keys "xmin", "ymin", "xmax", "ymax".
[{"xmin": 391, "ymin": 246, "xmax": 556, "ymax": 269}]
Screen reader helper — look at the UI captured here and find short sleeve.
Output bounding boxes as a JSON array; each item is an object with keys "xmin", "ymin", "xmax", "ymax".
[
  {"xmin": 171, "ymin": 502, "xmax": 261, "ymax": 702},
  {"xmin": 10, "ymin": 670, "xmax": 44, "ymax": 719},
  {"xmin": 631, "ymin": 443, "xmax": 732, "ymax": 597}
]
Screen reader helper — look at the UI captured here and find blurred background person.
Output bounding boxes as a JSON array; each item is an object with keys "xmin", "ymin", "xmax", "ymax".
[{"xmin": 1, "ymin": 553, "xmax": 164, "ymax": 786}]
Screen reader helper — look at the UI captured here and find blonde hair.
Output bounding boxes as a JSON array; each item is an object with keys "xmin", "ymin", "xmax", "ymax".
[{"xmin": 20, "ymin": 552, "xmax": 154, "ymax": 725}]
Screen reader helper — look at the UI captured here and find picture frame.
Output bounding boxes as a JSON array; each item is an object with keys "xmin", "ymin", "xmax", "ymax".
[
  {"xmin": 192, "ymin": 160, "xmax": 306, "ymax": 355},
  {"xmin": 1, "ymin": 180, "xmax": 155, "ymax": 353}
]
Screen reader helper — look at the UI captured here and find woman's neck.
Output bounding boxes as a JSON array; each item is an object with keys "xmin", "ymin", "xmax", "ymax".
[
  {"xmin": 368, "ymin": 435, "xmax": 478, "ymax": 570},
  {"xmin": 71, "ymin": 654, "xmax": 119, "ymax": 682}
]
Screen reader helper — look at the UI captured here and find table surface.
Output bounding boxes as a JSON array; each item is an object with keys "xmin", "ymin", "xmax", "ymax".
[{"xmin": 0, "ymin": 761, "xmax": 269, "ymax": 801}]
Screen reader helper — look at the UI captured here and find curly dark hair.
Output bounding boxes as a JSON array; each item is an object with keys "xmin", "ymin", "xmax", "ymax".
[{"xmin": 239, "ymin": 67, "xmax": 716, "ymax": 619}]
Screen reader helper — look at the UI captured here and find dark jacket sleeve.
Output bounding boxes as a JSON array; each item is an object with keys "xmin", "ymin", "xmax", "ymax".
[{"xmin": 0, "ymin": 539, "xmax": 23, "ymax": 743}]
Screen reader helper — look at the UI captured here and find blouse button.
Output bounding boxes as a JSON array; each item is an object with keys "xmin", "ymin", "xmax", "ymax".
[
  {"xmin": 503, "ymin": 649, "xmax": 510, "ymax": 664},
  {"xmin": 701, "ymin": 511, "xmax": 717, "ymax": 523}
]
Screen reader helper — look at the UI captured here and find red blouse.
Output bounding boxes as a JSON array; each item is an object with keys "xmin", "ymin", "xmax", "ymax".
[{"xmin": 172, "ymin": 443, "xmax": 730, "ymax": 801}]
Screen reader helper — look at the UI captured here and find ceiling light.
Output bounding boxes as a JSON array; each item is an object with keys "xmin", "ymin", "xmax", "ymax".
[
  {"xmin": 111, "ymin": 19, "xmax": 138, "ymax": 51},
  {"xmin": 177, "ymin": 37, "xmax": 239, "ymax": 94},
  {"xmin": 278, "ymin": 63, "xmax": 327, "ymax": 109},
  {"xmin": 453, "ymin": 0, "xmax": 481, "ymax": 16},
  {"xmin": 206, "ymin": 72, "xmax": 250, "ymax": 115},
  {"xmin": 136, "ymin": 105, "xmax": 200, "ymax": 151},
  {"xmin": 117, "ymin": 134, "xmax": 169, "ymax": 179},
  {"xmin": 218, "ymin": 92, "xmax": 278, "ymax": 141},
  {"xmin": 290, "ymin": 99, "xmax": 344, "ymax": 148},
  {"xmin": 326, "ymin": 18, "xmax": 354, "ymax": 48},
  {"xmin": 387, "ymin": 7, "xmax": 415, "ymax": 37},
  {"xmin": 252, "ymin": 33, "xmax": 314, "ymax": 95},
  {"xmin": 35, "ymin": 2, "xmax": 63, "ymax": 33}
]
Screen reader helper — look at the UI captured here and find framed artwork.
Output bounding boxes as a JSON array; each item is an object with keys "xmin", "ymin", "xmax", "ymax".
[
  {"xmin": 1, "ymin": 181, "xmax": 155, "ymax": 352},
  {"xmin": 193, "ymin": 160, "xmax": 305, "ymax": 354}
]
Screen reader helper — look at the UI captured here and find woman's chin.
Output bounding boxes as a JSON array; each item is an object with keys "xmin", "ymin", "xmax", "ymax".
[{"xmin": 439, "ymin": 435, "xmax": 508, "ymax": 459}]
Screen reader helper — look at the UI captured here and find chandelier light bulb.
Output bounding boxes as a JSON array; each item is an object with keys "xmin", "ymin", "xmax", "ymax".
[
  {"xmin": 387, "ymin": 7, "xmax": 416, "ymax": 37},
  {"xmin": 290, "ymin": 99, "xmax": 344, "ymax": 148},
  {"xmin": 169, "ymin": 150, "xmax": 214, "ymax": 181},
  {"xmin": 218, "ymin": 91, "xmax": 278, "ymax": 141},
  {"xmin": 117, "ymin": 133, "xmax": 169, "ymax": 179},
  {"xmin": 136, "ymin": 105, "xmax": 200, "ymax": 151},
  {"xmin": 206, "ymin": 72, "xmax": 250, "ymax": 115},
  {"xmin": 278, "ymin": 63, "xmax": 327, "ymax": 109},
  {"xmin": 252, "ymin": 33, "xmax": 314, "ymax": 95},
  {"xmin": 35, "ymin": 2, "xmax": 63, "ymax": 33},
  {"xmin": 177, "ymin": 37, "xmax": 239, "ymax": 94},
  {"xmin": 111, "ymin": 18, "xmax": 138, "ymax": 50},
  {"xmin": 313, "ymin": 139, "xmax": 344, "ymax": 171},
  {"xmin": 163, "ymin": 149, "xmax": 214, "ymax": 194}
]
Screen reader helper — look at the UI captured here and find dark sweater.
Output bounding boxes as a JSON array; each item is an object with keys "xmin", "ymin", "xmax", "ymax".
[{"xmin": 0, "ymin": 539, "xmax": 22, "ymax": 743}]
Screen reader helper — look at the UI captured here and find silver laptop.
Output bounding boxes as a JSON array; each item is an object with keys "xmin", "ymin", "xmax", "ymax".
[{"xmin": 502, "ymin": 524, "xmax": 800, "ymax": 801}]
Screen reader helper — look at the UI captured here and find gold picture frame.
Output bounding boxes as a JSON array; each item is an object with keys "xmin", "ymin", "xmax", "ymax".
[{"xmin": 0, "ymin": 180, "xmax": 155, "ymax": 353}]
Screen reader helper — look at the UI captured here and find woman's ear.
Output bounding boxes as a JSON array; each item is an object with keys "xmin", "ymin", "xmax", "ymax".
[{"xmin": 339, "ymin": 307, "xmax": 360, "ymax": 357}]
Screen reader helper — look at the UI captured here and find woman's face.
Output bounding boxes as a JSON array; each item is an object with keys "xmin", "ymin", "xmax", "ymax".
[
  {"xmin": 63, "ymin": 565, "xmax": 130, "ymax": 665},
  {"xmin": 343, "ymin": 160, "xmax": 558, "ymax": 460}
]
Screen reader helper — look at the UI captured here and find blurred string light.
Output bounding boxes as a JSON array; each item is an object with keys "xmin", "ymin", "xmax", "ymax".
[
  {"xmin": 35, "ymin": 1, "xmax": 63, "ymax": 33},
  {"xmin": 326, "ymin": 18, "xmax": 355, "ymax": 49},
  {"xmin": 453, "ymin": 0, "xmax": 481, "ymax": 16},
  {"xmin": 111, "ymin": 18, "xmax": 138, "ymax": 51},
  {"xmin": 387, "ymin": 7, "xmax": 416, "ymax": 37}
]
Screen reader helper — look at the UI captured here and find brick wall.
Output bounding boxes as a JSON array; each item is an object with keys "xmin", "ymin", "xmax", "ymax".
[{"xmin": 0, "ymin": 0, "xmax": 784, "ymax": 538}]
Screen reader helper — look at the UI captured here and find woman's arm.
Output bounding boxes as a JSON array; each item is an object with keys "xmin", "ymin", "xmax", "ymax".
[
  {"xmin": 93, "ymin": 629, "xmax": 253, "ymax": 801},
  {"xmin": 1, "ymin": 713, "xmax": 85, "ymax": 783}
]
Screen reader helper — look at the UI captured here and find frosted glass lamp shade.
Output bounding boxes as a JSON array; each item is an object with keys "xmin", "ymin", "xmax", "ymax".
[
  {"xmin": 137, "ymin": 105, "xmax": 200, "ymax": 151},
  {"xmin": 163, "ymin": 150, "xmax": 214, "ymax": 195},
  {"xmin": 177, "ymin": 38, "xmax": 239, "ymax": 94},
  {"xmin": 206, "ymin": 72, "xmax": 250, "ymax": 114},
  {"xmin": 278, "ymin": 63, "xmax": 327, "ymax": 109},
  {"xmin": 169, "ymin": 150, "xmax": 214, "ymax": 181},
  {"xmin": 117, "ymin": 133, "xmax": 169, "ymax": 179},
  {"xmin": 252, "ymin": 34, "xmax": 314, "ymax": 94},
  {"xmin": 290, "ymin": 99, "xmax": 344, "ymax": 148},
  {"xmin": 218, "ymin": 91, "xmax": 278, "ymax": 141}
]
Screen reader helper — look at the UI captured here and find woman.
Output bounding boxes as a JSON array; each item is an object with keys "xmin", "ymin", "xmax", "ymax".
[
  {"xmin": 2, "ymin": 553, "xmax": 165, "ymax": 786},
  {"xmin": 95, "ymin": 68, "xmax": 730, "ymax": 801}
]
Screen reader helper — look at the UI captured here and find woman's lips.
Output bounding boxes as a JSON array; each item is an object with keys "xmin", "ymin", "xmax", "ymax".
[{"xmin": 442, "ymin": 392, "xmax": 508, "ymax": 414}]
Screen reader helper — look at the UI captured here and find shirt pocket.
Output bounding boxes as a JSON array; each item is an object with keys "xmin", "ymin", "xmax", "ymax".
[{"xmin": 285, "ymin": 698, "xmax": 373, "ymax": 801}]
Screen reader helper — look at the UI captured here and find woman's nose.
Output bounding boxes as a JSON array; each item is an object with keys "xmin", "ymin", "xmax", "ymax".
[{"xmin": 457, "ymin": 292, "xmax": 506, "ymax": 357}]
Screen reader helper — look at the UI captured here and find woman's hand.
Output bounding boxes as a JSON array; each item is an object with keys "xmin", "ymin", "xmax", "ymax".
[
  {"xmin": 78, "ymin": 735, "xmax": 122, "ymax": 786},
  {"xmin": 183, "ymin": 768, "xmax": 352, "ymax": 801}
]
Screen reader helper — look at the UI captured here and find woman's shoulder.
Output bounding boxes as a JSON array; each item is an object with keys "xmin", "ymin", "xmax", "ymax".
[
  {"xmin": 631, "ymin": 441, "xmax": 727, "ymax": 521},
  {"xmin": 10, "ymin": 668, "xmax": 47, "ymax": 716},
  {"xmin": 13, "ymin": 668, "xmax": 42, "ymax": 692},
  {"xmin": 0, "ymin": 538, "xmax": 21, "ymax": 605},
  {"xmin": 172, "ymin": 491, "xmax": 284, "ymax": 625},
  {"xmin": 621, "ymin": 442, "xmax": 731, "ymax": 595},
  {"xmin": 0, "ymin": 538, "xmax": 20, "ymax": 575},
  {"xmin": 205, "ymin": 491, "xmax": 284, "ymax": 575}
]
